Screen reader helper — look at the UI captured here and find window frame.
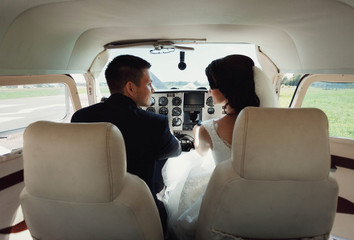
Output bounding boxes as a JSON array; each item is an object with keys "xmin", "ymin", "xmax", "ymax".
[{"xmin": 290, "ymin": 74, "xmax": 354, "ymax": 159}]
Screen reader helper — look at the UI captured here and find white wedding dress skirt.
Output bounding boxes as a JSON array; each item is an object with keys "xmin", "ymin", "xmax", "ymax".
[
  {"xmin": 162, "ymin": 149, "xmax": 215, "ymax": 239},
  {"xmin": 162, "ymin": 119, "xmax": 232, "ymax": 240}
]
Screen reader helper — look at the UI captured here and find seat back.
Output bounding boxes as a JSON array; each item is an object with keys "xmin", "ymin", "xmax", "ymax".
[
  {"xmin": 20, "ymin": 121, "xmax": 163, "ymax": 240},
  {"xmin": 196, "ymin": 107, "xmax": 338, "ymax": 240}
]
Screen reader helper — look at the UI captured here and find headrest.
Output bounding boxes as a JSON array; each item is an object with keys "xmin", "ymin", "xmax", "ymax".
[
  {"xmin": 232, "ymin": 107, "xmax": 331, "ymax": 181},
  {"xmin": 23, "ymin": 121, "xmax": 126, "ymax": 203}
]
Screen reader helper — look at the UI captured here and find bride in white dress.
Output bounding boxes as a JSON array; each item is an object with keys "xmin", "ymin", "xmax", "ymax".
[{"xmin": 162, "ymin": 55, "xmax": 278, "ymax": 240}]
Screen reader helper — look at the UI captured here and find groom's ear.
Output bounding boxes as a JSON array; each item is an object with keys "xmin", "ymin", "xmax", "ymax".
[{"xmin": 123, "ymin": 81, "xmax": 137, "ymax": 98}]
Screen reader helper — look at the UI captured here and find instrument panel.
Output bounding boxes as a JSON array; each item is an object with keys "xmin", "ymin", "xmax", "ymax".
[{"xmin": 142, "ymin": 90, "xmax": 223, "ymax": 132}]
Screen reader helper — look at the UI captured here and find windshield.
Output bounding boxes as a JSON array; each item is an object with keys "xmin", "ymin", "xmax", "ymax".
[{"xmin": 98, "ymin": 43, "xmax": 260, "ymax": 91}]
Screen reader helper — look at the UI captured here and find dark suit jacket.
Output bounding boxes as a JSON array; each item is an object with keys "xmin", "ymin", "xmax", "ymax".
[{"xmin": 71, "ymin": 93, "xmax": 181, "ymax": 192}]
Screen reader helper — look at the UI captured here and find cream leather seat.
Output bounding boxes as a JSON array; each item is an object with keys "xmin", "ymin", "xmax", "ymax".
[
  {"xmin": 196, "ymin": 107, "xmax": 338, "ymax": 240},
  {"xmin": 20, "ymin": 121, "xmax": 163, "ymax": 240}
]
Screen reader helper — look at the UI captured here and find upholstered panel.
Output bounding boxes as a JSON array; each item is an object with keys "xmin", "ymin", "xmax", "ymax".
[
  {"xmin": 21, "ymin": 174, "xmax": 163, "ymax": 240},
  {"xmin": 232, "ymin": 107, "xmax": 331, "ymax": 181},
  {"xmin": 23, "ymin": 121, "xmax": 126, "ymax": 202},
  {"xmin": 197, "ymin": 161, "xmax": 338, "ymax": 240}
]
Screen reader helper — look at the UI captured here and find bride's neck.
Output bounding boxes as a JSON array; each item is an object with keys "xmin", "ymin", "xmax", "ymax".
[{"xmin": 223, "ymin": 104, "xmax": 237, "ymax": 116}]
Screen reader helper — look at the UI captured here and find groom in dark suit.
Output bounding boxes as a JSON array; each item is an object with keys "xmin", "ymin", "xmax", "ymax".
[{"xmin": 71, "ymin": 55, "xmax": 181, "ymax": 233}]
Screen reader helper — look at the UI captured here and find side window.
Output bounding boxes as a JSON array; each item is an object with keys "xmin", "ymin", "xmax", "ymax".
[
  {"xmin": 0, "ymin": 83, "xmax": 70, "ymax": 154},
  {"xmin": 278, "ymin": 73, "xmax": 302, "ymax": 107},
  {"xmin": 301, "ymin": 82, "xmax": 354, "ymax": 139},
  {"xmin": 97, "ymin": 71, "xmax": 110, "ymax": 98}
]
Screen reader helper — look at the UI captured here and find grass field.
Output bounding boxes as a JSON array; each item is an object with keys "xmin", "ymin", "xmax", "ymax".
[
  {"xmin": 0, "ymin": 87, "xmax": 66, "ymax": 99},
  {"xmin": 1, "ymin": 85, "xmax": 353, "ymax": 139},
  {"xmin": 301, "ymin": 87, "xmax": 353, "ymax": 139},
  {"xmin": 278, "ymin": 86, "xmax": 353, "ymax": 139},
  {"xmin": 278, "ymin": 86, "xmax": 296, "ymax": 107}
]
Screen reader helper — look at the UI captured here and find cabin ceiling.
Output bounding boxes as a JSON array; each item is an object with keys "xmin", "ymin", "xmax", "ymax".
[{"xmin": 0, "ymin": 0, "xmax": 353, "ymax": 75}]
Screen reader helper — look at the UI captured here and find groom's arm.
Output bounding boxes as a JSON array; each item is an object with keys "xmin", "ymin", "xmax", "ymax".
[{"xmin": 157, "ymin": 117, "xmax": 181, "ymax": 160}]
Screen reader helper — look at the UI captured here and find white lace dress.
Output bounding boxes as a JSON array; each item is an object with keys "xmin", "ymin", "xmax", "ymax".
[{"xmin": 162, "ymin": 119, "xmax": 231, "ymax": 240}]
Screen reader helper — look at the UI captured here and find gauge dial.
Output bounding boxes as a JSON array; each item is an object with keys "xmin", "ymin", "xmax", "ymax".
[
  {"xmin": 159, "ymin": 107, "xmax": 168, "ymax": 115},
  {"xmin": 172, "ymin": 107, "xmax": 182, "ymax": 116},
  {"xmin": 150, "ymin": 97, "xmax": 155, "ymax": 106},
  {"xmin": 172, "ymin": 117, "xmax": 182, "ymax": 127},
  {"xmin": 172, "ymin": 96, "xmax": 182, "ymax": 106},
  {"xmin": 206, "ymin": 96, "xmax": 214, "ymax": 106},
  {"xmin": 146, "ymin": 107, "xmax": 155, "ymax": 113},
  {"xmin": 159, "ymin": 96, "xmax": 168, "ymax": 106},
  {"xmin": 207, "ymin": 107, "xmax": 215, "ymax": 114}
]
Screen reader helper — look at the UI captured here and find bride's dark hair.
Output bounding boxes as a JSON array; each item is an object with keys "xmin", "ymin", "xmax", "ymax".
[{"xmin": 205, "ymin": 54, "xmax": 260, "ymax": 113}]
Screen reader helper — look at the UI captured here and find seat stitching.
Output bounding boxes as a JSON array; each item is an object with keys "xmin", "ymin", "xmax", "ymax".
[
  {"xmin": 240, "ymin": 109, "xmax": 249, "ymax": 178},
  {"xmin": 106, "ymin": 124, "xmax": 114, "ymax": 200}
]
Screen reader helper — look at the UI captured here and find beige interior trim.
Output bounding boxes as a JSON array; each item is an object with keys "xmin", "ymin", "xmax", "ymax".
[
  {"xmin": 83, "ymin": 72, "xmax": 100, "ymax": 105},
  {"xmin": 330, "ymin": 137, "xmax": 354, "ymax": 160},
  {"xmin": 256, "ymin": 47, "xmax": 281, "ymax": 97}
]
